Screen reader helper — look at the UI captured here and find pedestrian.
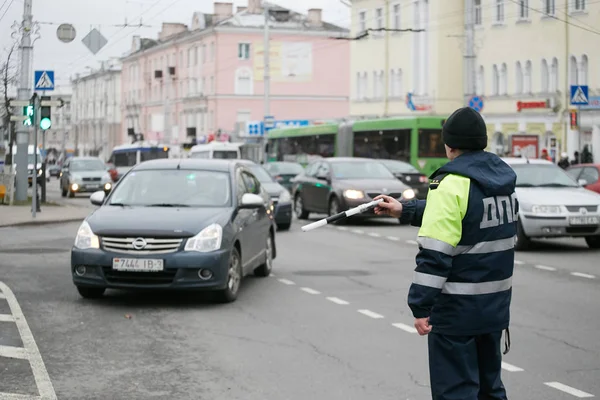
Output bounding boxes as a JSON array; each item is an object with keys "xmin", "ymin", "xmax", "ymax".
[
  {"xmin": 374, "ymin": 107, "xmax": 517, "ymax": 400},
  {"xmin": 557, "ymin": 152, "xmax": 570, "ymax": 169},
  {"xmin": 539, "ymin": 148, "xmax": 551, "ymax": 161}
]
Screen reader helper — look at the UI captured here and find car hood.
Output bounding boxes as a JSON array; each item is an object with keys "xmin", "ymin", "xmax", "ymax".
[
  {"xmin": 334, "ymin": 178, "xmax": 410, "ymax": 192},
  {"xmin": 262, "ymin": 181, "xmax": 286, "ymax": 196},
  {"xmin": 71, "ymin": 170, "xmax": 109, "ymax": 179},
  {"xmin": 87, "ymin": 206, "xmax": 233, "ymax": 237},
  {"xmin": 516, "ymin": 187, "xmax": 600, "ymax": 206}
]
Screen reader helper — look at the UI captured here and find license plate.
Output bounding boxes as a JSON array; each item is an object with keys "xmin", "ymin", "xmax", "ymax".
[
  {"xmin": 87, "ymin": 184, "xmax": 100, "ymax": 189},
  {"xmin": 569, "ymin": 216, "xmax": 599, "ymax": 226},
  {"xmin": 112, "ymin": 258, "xmax": 164, "ymax": 272}
]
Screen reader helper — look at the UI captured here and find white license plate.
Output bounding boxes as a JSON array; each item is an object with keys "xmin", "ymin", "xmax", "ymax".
[
  {"xmin": 569, "ymin": 216, "xmax": 599, "ymax": 226},
  {"xmin": 112, "ymin": 258, "xmax": 164, "ymax": 272},
  {"xmin": 87, "ymin": 184, "xmax": 100, "ymax": 189}
]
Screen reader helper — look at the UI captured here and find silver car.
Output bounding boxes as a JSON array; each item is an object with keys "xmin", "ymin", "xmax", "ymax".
[
  {"xmin": 60, "ymin": 157, "xmax": 113, "ymax": 198},
  {"xmin": 503, "ymin": 157, "xmax": 600, "ymax": 250}
]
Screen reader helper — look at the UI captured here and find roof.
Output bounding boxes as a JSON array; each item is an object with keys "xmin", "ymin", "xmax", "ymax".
[
  {"xmin": 502, "ymin": 157, "xmax": 553, "ymax": 165},
  {"xmin": 134, "ymin": 158, "xmax": 237, "ymax": 172},
  {"xmin": 322, "ymin": 157, "xmax": 377, "ymax": 163},
  {"xmin": 70, "ymin": 156, "xmax": 104, "ymax": 161}
]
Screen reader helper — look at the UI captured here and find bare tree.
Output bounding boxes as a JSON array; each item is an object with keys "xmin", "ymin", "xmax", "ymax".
[{"xmin": 1, "ymin": 44, "xmax": 19, "ymax": 169}]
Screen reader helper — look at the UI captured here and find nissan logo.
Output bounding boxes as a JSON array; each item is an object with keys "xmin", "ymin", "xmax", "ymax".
[
  {"xmin": 132, "ymin": 238, "xmax": 147, "ymax": 250},
  {"xmin": 580, "ymin": 208, "xmax": 588, "ymax": 215}
]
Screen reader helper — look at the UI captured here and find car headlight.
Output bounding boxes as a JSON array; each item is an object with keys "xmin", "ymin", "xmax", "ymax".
[
  {"xmin": 104, "ymin": 182, "xmax": 112, "ymax": 191},
  {"xmin": 184, "ymin": 223, "xmax": 223, "ymax": 252},
  {"xmin": 278, "ymin": 189, "xmax": 291, "ymax": 203},
  {"xmin": 71, "ymin": 174, "xmax": 82, "ymax": 182},
  {"xmin": 343, "ymin": 189, "xmax": 364, "ymax": 199},
  {"xmin": 74, "ymin": 220, "xmax": 100, "ymax": 249},
  {"xmin": 531, "ymin": 205, "xmax": 561, "ymax": 213},
  {"xmin": 402, "ymin": 188, "xmax": 416, "ymax": 200},
  {"xmin": 37, "ymin": 169, "xmax": 42, "ymax": 176}
]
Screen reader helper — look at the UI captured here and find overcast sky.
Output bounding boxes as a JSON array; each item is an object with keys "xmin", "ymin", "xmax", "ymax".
[{"xmin": 0, "ymin": 0, "xmax": 350, "ymax": 93}]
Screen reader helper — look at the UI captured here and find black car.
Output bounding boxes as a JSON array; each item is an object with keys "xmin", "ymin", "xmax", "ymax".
[
  {"xmin": 71, "ymin": 159, "xmax": 277, "ymax": 303},
  {"xmin": 291, "ymin": 157, "xmax": 416, "ymax": 222},
  {"xmin": 238, "ymin": 160, "xmax": 293, "ymax": 231},
  {"xmin": 263, "ymin": 161, "xmax": 305, "ymax": 192},
  {"xmin": 377, "ymin": 159, "xmax": 429, "ymax": 200}
]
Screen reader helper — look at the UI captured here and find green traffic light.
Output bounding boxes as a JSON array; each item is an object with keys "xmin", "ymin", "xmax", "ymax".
[{"xmin": 40, "ymin": 117, "xmax": 52, "ymax": 130}]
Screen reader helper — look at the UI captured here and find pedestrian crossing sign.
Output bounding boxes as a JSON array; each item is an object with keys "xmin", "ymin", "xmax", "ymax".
[
  {"xmin": 34, "ymin": 70, "xmax": 55, "ymax": 91},
  {"xmin": 570, "ymin": 85, "xmax": 588, "ymax": 106}
]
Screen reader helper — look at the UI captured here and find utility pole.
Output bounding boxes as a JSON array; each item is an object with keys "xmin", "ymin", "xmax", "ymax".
[
  {"xmin": 563, "ymin": 10, "xmax": 570, "ymax": 157},
  {"xmin": 13, "ymin": 0, "xmax": 34, "ymax": 202},
  {"xmin": 163, "ymin": 67, "xmax": 171, "ymax": 146},
  {"xmin": 383, "ymin": 0, "xmax": 390, "ymax": 116},
  {"xmin": 262, "ymin": 1, "xmax": 270, "ymax": 163},
  {"xmin": 464, "ymin": 0, "xmax": 476, "ymax": 103}
]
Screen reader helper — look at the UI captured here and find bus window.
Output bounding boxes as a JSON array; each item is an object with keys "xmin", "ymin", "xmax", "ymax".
[
  {"xmin": 114, "ymin": 151, "xmax": 136, "ymax": 167},
  {"xmin": 418, "ymin": 129, "xmax": 446, "ymax": 158},
  {"xmin": 141, "ymin": 148, "xmax": 169, "ymax": 162},
  {"xmin": 353, "ymin": 130, "xmax": 411, "ymax": 161},
  {"xmin": 190, "ymin": 151, "xmax": 210, "ymax": 159},
  {"xmin": 213, "ymin": 150, "xmax": 239, "ymax": 159},
  {"xmin": 277, "ymin": 134, "xmax": 334, "ymax": 162}
]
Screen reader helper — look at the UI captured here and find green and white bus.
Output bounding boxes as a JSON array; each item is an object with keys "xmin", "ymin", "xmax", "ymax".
[{"xmin": 266, "ymin": 116, "xmax": 448, "ymax": 176}]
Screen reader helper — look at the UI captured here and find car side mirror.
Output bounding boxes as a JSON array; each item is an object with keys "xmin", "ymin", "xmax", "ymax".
[
  {"xmin": 578, "ymin": 179, "xmax": 588, "ymax": 186},
  {"xmin": 240, "ymin": 193, "xmax": 264, "ymax": 208},
  {"xmin": 90, "ymin": 190, "xmax": 105, "ymax": 206}
]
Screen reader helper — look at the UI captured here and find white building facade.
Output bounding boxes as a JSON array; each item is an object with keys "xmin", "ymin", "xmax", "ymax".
[{"xmin": 71, "ymin": 64, "xmax": 122, "ymax": 160}]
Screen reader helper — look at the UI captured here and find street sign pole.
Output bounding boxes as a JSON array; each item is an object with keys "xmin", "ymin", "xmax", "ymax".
[{"xmin": 32, "ymin": 93, "xmax": 40, "ymax": 217}]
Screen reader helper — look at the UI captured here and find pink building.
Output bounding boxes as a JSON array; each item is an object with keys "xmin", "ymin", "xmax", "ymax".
[{"xmin": 120, "ymin": 0, "xmax": 350, "ymax": 146}]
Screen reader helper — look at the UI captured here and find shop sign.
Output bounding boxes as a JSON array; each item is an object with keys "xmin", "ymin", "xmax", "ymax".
[
  {"xmin": 511, "ymin": 134, "xmax": 539, "ymax": 158},
  {"xmin": 578, "ymin": 96, "xmax": 600, "ymax": 110},
  {"xmin": 516, "ymin": 100, "xmax": 548, "ymax": 112}
]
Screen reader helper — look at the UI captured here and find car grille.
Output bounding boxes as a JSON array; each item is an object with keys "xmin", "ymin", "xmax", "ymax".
[
  {"xmin": 101, "ymin": 237, "xmax": 183, "ymax": 255},
  {"xmin": 367, "ymin": 192, "xmax": 403, "ymax": 199},
  {"xmin": 82, "ymin": 177, "xmax": 101, "ymax": 182},
  {"xmin": 102, "ymin": 267, "xmax": 176, "ymax": 285},
  {"xmin": 565, "ymin": 205, "xmax": 598, "ymax": 213}
]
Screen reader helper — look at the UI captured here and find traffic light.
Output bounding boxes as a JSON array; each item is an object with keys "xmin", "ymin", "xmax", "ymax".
[
  {"xmin": 569, "ymin": 110, "xmax": 578, "ymax": 129},
  {"xmin": 40, "ymin": 96, "xmax": 51, "ymax": 130},
  {"xmin": 22, "ymin": 105, "xmax": 33, "ymax": 126}
]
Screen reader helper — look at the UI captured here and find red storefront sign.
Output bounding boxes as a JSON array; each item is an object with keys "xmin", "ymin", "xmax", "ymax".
[
  {"xmin": 511, "ymin": 135, "xmax": 539, "ymax": 158},
  {"xmin": 516, "ymin": 101, "xmax": 547, "ymax": 112}
]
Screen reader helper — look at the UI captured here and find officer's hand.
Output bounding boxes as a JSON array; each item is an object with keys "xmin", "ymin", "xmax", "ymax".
[
  {"xmin": 414, "ymin": 317, "xmax": 432, "ymax": 336},
  {"xmin": 374, "ymin": 194, "xmax": 403, "ymax": 218}
]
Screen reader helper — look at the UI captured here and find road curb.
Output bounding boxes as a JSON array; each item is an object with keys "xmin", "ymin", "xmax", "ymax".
[{"xmin": 0, "ymin": 217, "xmax": 86, "ymax": 228}]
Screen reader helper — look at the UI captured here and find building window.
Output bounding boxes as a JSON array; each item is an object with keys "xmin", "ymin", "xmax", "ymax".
[
  {"xmin": 238, "ymin": 43, "xmax": 250, "ymax": 59},
  {"xmin": 361, "ymin": 72, "xmax": 368, "ymax": 99},
  {"xmin": 515, "ymin": 62, "xmax": 523, "ymax": 94},
  {"xmin": 355, "ymin": 72, "xmax": 362, "ymax": 99},
  {"xmin": 210, "ymin": 76, "xmax": 214, "ymax": 93},
  {"xmin": 550, "ymin": 57, "xmax": 559, "ymax": 92},
  {"xmin": 495, "ymin": 0, "xmax": 505, "ymax": 22},
  {"xmin": 499, "ymin": 63, "xmax": 507, "ymax": 95},
  {"xmin": 544, "ymin": 0, "xmax": 555, "ymax": 15},
  {"xmin": 393, "ymin": 4, "xmax": 401, "ymax": 29},
  {"xmin": 569, "ymin": 55, "xmax": 578, "ymax": 85},
  {"xmin": 235, "ymin": 67, "xmax": 253, "ymax": 95},
  {"xmin": 476, "ymin": 66, "xmax": 485, "ymax": 95},
  {"xmin": 359, "ymin": 11, "xmax": 367, "ymax": 32},
  {"xmin": 194, "ymin": 47, "xmax": 198, "ymax": 65},
  {"xmin": 519, "ymin": 0, "xmax": 529, "ymax": 19},
  {"xmin": 373, "ymin": 71, "xmax": 385, "ymax": 99},
  {"xmin": 573, "ymin": 0, "xmax": 586, "ymax": 11},
  {"xmin": 390, "ymin": 68, "xmax": 403, "ymax": 97},
  {"xmin": 579, "ymin": 54, "xmax": 588, "ymax": 85},
  {"xmin": 376, "ymin": 8, "xmax": 383, "ymax": 29},
  {"xmin": 474, "ymin": 0, "xmax": 482, "ymax": 25},
  {"xmin": 524, "ymin": 60, "xmax": 532, "ymax": 93},
  {"xmin": 541, "ymin": 59, "xmax": 549, "ymax": 92},
  {"xmin": 210, "ymin": 42, "xmax": 215, "ymax": 61}
]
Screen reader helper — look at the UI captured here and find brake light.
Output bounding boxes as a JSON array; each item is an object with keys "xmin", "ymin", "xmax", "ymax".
[{"xmin": 419, "ymin": 176, "xmax": 428, "ymax": 183}]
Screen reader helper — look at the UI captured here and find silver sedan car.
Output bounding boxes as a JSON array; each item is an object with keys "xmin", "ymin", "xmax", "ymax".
[
  {"xmin": 60, "ymin": 156, "xmax": 113, "ymax": 198},
  {"xmin": 503, "ymin": 157, "xmax": 600, "ymax": 250}
]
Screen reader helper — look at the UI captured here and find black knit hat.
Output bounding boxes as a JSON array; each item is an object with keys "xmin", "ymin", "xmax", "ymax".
[{"xmin": 442, "ymin": 107, "xmax": 487, "ymax": 150}]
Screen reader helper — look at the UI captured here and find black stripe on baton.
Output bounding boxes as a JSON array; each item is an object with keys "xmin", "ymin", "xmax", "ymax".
[{"xmin": 325, "ymin": 211, "xmax": 348, "ymax": 224}]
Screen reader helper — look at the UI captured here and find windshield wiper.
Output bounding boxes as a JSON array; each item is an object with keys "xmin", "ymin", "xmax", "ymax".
[
  {"xmin": 108, "ymin": 203, "xmax": 129, "ymax": 207},
  {"xmin": 515, "ymin": 184, "xmax": 535, "ymax": 187},
  {"xmin": 145, "ymin": 203, "xmax": 191, "ymax": 207},
  {"xmin": 535, "ymin": 183, "xmax": 576, "ymax": 187}
]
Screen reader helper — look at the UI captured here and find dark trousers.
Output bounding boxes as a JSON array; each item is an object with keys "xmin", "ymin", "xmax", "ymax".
[{"xmin": 428, "ymin": 331, "xmax": 508, "ymax": 400}]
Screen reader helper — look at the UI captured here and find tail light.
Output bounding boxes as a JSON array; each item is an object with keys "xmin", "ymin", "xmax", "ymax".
[{"xmin": 419, "ymin": 176, "xmax": 428, "ymax": 183}]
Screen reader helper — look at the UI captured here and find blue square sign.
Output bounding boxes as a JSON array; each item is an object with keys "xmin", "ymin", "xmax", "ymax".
[
  {"xmin": 570, "ymin": 85, "xmax": 589, "ymax": 106},
  {"xmin": 34, "ymin": 70, "xmax": 55, "ymax": 91}
]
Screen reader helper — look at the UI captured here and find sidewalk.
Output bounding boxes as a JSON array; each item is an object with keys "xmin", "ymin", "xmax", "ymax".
[{"xmin": 0, "ymin": 203, "xmax": 94, "ymax": 227}]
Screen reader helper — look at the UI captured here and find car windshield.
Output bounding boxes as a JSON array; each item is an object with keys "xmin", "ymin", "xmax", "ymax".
[
  {"xmin": 27, "ymin": 154, "xmax": 44, "ymax": 164},
  {"xmin": 213, "ymin": 150, "xmax": 238, "ymax": 159},
  {"xmin": 70, "ymin": 159, "xmax": 106, "ymax": 171},
  {"xmin": 267, "ymin": 162, "xmax": 304, "ymax": 175},
  {"xmin": 510, "ymin": 163, "xmax": 580, "ymax": 188},
  {"xmin": 107, "ymin": 169, "xmax": 232, "ymax": 207},
  {"xmin": 246, "ymin": 165, "xmax": 274, "ymax": 183},
  {"xmin": 378, "ymin": 159, "xmax": 420, "ymax": 174},
  {"xmin": 332, "ymin": 161, "xmax": 396, "ymax": 179}
]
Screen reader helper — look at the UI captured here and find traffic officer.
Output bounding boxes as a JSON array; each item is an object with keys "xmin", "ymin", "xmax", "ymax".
[{"xmin": 375, "ymin": 107, "xmax": 517, "ymax": 400}]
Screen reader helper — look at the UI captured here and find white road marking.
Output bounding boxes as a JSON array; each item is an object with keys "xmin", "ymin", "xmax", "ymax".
[
  {"xmin": 0, "ymin": 392, "xmax": 42, "ymax": 399},
  {"xmin": 0, "ymin": 281, "xmax": 57, "ymax": 400},
  {"xmin": 269, "ymin": 273, "xmax": 275, "ymax": 277},
  {"xmin": 501, "ymin": 362, "xmax": 524, "ymax": 372},
  {"xmin": 0, "ymin": 345, "xmax": 27, "ymax": 360},
  {"xmin": 514, "ymin": 260, "xmax": 525, "ymax": 265},
  {"xmin": 406, "ymin": 240, "xmax": 418, "ymax": 245},
  {"xmin": 534, "ymin": 265, "xmax": 557, "ymax": 271},
  {"xmin": 386, "ymin": 236, "xmax": 400, "ymax": 241},
  {"xmin": 278, "ymin": 279, "xmax": 295, "ymax": 285},
  {"xmin": 392, "ymin": 322, "xmax": 417, "ymax": 334},
  {"xmin": 571, "ymin": 272, "xmax": 596, "ymax": 279},
  {"xmin": 0, "ymin": 314, "xmax": 15, "ymax": 322},
  {"xmin": 351, "ymin": 229, "xmax": 364, "ymax": 234},
  {"xmin": 326, "ymin": 297, "xmax": 349, "ymax": 305},
  {"xmin": 367, "ymin": 232, "xmax": 381, "ymax": 237},
  {"xmin": 337, "ymin": 226, "xmax": 349, "ymax": 231},
  {"xmin": 301, "ymin": 287, "xmax": 320, "ymax": 295},
  {"xmin": 544, "ymin": 382, "xmax": 594, "ymax": 398},
  {"xmin": 358, "ymin": 309, "xmax": 384, "ymax": 319}
]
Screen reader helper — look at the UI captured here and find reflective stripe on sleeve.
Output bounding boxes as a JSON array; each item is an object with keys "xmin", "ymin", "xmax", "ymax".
[
  {"xmin": 417, "ymin": 237, "xmax": 455, "ymax": 255},
  {"xmin": 413, "ymin": 271, "xmax": 447, "ymax": 289},
  {"xmin": 455, "ymin": 236, "xmax": 516, "ymax": 255},
  {"xmin": 441, "ymin": 277, "xmax": 512, "ymax": 295}
]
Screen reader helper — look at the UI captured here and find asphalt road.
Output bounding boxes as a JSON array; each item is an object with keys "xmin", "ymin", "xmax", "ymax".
[{"xmin": 0, "ymin": 211, "xmax": 598, "ymax": 399}]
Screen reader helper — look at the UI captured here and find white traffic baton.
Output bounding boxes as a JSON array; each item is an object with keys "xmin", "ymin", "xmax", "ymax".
[{"xmin": 301, "ymin": 199, "xmax": 384, "ymax": 232}]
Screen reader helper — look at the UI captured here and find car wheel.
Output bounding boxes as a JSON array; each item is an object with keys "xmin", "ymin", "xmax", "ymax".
[
  {"xmin": 515, "ymin": 220, "xmax": 531, "ymax": 251},
  {"xmin": 584, "ymin": 235, "xmax": 600, "ymax": 249},
  {"xmin": 217, "ymin": 247, "xmax": 242, "ymax": 303},
  {"xmin": 68, "ymin": 189, "xmax": 75, "ymax": 198},
  {"xmin": 277, "ymin": 222, "xmax": 291, "ymax": 231},
  {"xmin": 328, "ymin": 196, "xmax": 340, "ymax": 216},
  {"xmin": 61, "ymin": 187, "xmax": 67, "ymax": 197},
  {"xmin": 76, "ymin": 286, "xmax": 105, "ymax": 299},
  {"xmin": 294, "ymin": 194, "xmax": 309, "ymax": 219},
  {"xmin": 254, "ymin": 234, "xmax": 274, "ymax": 277}
]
